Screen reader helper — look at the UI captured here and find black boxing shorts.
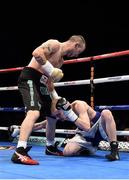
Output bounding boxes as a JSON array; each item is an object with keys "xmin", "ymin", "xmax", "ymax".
[{"xmin": 18, "ymin": 66, "xmax": 52, "ymax": 117}]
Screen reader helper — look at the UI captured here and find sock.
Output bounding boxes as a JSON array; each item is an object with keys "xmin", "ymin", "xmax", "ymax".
[
  {"xmin": 17, "ymin": 141, "xmax": 27, "ymax": 149},
  {"xmin": 46, "ymin": 140, "xmax": 55, "ymax": 146}
]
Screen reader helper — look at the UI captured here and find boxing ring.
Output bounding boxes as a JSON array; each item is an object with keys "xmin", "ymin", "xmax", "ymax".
[{"xmin": 0, "ymin": 49, "xmax": 129, "ymax": 179}]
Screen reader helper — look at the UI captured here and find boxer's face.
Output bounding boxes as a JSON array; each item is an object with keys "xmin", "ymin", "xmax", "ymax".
[{"xmin": 67, "ymin": 43, "xmax": 85, "ymax": 57}]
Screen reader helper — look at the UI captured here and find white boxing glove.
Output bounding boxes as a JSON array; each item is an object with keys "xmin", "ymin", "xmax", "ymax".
[{"xmin": 41, "ymin": 61, "xmax": 64, "ymax": 82}]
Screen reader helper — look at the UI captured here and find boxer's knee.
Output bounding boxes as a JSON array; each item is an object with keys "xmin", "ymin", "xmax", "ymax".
[
  {"xmin": 27, "ymin": 110, "xmax": 40, "ymax": 120},
  {"xmin": 101, "ymin": 109, "xmax": 112, "ymax": 120}
]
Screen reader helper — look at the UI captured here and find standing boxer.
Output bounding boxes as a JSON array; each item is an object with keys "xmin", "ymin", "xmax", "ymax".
[{"xmin": 11, "ymin": 35, "xmax": 86, "ymax": 165}]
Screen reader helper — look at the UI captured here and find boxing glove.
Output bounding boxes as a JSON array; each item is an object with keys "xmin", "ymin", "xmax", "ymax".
[
  {"xmin": 56, "ymin": 97, "xmax": 71, "ymax": 111},
  {"xmin": 41, "ymin": 60, "xmax": 64, "ymax": 82},
  {"xmin": 56, "ymin": 97, "xmax": 78, "ymax": 122}
]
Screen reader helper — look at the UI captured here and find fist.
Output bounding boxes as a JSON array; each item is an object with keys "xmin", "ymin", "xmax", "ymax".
[
  {"xmin": 56, "ymin": 97, "xmax": 71, "ymax": 111},
  {"xmin": 51, "ymin": 68, "xmax": 64, "ymax": 82}
]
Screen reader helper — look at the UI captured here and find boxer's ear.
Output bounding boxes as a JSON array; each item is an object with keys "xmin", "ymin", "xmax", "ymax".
[{"xmin": 75, "ymin": 43, "xmax": 81, "ymax": 49}]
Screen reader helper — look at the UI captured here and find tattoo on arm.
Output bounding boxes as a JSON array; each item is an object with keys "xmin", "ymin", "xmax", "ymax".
[{"xmin": 43, "ymin": 45, "xmax": 53, "ymax": 55}]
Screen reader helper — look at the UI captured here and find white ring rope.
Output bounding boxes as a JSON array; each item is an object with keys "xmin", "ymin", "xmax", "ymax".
[
  {"xmin": 54, "ymin": 75, "xmax": 129, "ymax": 87},
  {"xmin": 1, "ymin": 126, "xmax": 129, "ymax": 152},
  {"xmin": 0, "ymin": 74, "xmax": 129, "ymax": 91},
  {"xmin": 1, "ymin": 126, "xmax": 129, "ymax": 136},
  {"xmin": 35, "ymin": 129, "xmax": 129, "ymax": 136},
  {"xmin": 0, "ymin": 86, "xmax": 18, "ymax": 91}
]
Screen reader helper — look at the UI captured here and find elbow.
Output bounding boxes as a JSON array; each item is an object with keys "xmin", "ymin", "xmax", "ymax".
[
  {"xmin": 32, "ymin": 46, "xmax": 43, "ymax": 57},
  {"xmin": 32, "ymin": 49, "xmax": 39, "ymax": 57},
  {"xmin": 81, "ymin": 122, "xmax": 91, "ymax": 132},
  {"xmin": 32, "ymin": 49, "xmax": 46, "ymax": 65}
]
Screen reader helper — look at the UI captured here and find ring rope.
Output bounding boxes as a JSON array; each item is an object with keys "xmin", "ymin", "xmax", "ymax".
[
  {"xmin": 1, "ymin": 126, "xmax": 129, "ymax": 152},
  {"xmin": 12, "ymin": 136, "xmax": 129, "ymax": 152},
  {"xmin": 0, "ymin": 107, "xmax": 25, "ymax": 112},
  {"xmin": 0, "ymin": 49, "xmax": 129, "ymax": 73},
  {"xmin": 1, "ymin": 126, "xmax": 129, "ymax": 136},
  {"xmin": 34, "ymin": 129, "xmax": 129, "ymax": 136},
  {"xmin": 0, "ymin": 75, "xmax": 129, "ymax": 91},
  {"xmin": 0, "ymin": 86, "xmax": 18, "ymax": 91},
  {"xmin": 64, "ymin": 49, "xmax": 129, "ymax": 64},
  {"xmin": 54, "ymin": 75, "xmax": 129, "ymax": 87},
  {"xmin": 95, "ymin": 105, "xmax": 129, "ymax": 110},
  {"xmin": 0, "ymin": 105, "xmax": 129, "ymax": 112}
]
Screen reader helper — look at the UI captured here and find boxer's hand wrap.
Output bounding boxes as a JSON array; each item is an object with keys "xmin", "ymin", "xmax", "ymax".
[
  {"xmin": 42, "ymin": 61, "xmax": 64, "ymax": 82},
  {"xmin": 56, "ymin": 97, "xmax": 78, "ymax": 122},
  {"xmin": 50, "ymin": 89, "xmax": 60, "ymax": 99},
  {"xmin": 45, "ymin": 142, "xmax": 63, "ymax": 156}
]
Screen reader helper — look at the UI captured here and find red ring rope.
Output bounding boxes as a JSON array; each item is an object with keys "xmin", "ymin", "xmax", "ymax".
[{"xmin": 0, "ymin": 49, "xmax": 129, "ymax": 73}]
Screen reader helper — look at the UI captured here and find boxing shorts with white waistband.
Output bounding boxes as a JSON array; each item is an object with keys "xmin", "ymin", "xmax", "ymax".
[
  {"xmin": 18, "ymin": 66, "xmax": 52, "ymax": 117},
  {"xmin": 67, "ymin": 111, "xmax": 109, "ymax": 154}
]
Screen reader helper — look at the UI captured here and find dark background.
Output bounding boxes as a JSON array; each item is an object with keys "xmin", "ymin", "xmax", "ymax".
[{"xmin": 0, "ymin": 1, "xmax": 129, "ymax": 138}]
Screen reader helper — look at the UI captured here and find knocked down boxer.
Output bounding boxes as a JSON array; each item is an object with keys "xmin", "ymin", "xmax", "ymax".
[{"xmin": 10, "ymin": 97, "xmax": 120, "ymax": 162}]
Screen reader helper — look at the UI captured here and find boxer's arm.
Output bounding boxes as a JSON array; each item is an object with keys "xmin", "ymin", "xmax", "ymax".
[
  {"xmin": 56, "ymin": 98, "xmax": 91, "ymax": 131},
  {"xmin": 32, "ymin": 40, "xmax": 59, "ymax": 64},
  {"xmin": 47, "ymin": 80, "xmax": 59, "ymax": 99},
  {"xmin": 56, "ymin": 97, "xmax": 78, "ymax": 122},
  {"xmin": 32, "ymin": 42, "xmax": 63, "ymax": 82}
]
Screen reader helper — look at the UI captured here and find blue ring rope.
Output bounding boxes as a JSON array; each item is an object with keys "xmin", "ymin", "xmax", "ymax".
[
  {"xmin": 0, "ymin": 105, "xmax": 129, "ymax": 112},
  {"xmin": 0, "ymin": 107, "xmax": 25, "ymax": 112},
  {"xmin": 95, "ymin": 105, "xmax": 129, "ymax": 110}
]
